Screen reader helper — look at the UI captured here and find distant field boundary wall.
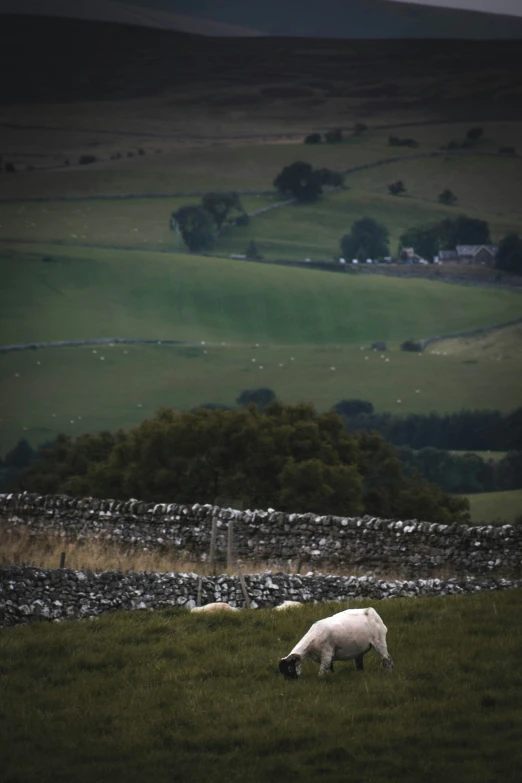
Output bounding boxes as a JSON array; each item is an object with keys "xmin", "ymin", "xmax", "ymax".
[
  {"xmin": 418, "ymin": 317, "xmax": 522, "ymax": 350},
  {"xmin": 1, "ymin": 317, "xmax": 521, "ymax": 355},
  {"xmin": 0, "ymin": 338, "xmax": 184, "ymax": 354},
  {"xmin": 1, "ymin": 565, "xmax": 521, "ymax": 628},
  {"xmin": 1, "ymin": 148, "xmax": 519, "ymax": 204},
  {"xmin": 1, "ymin": 493, "xmax": 521, "ymax": 578}
]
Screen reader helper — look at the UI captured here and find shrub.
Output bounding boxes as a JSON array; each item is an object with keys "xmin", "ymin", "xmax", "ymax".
[
  {"xmin": 401, "ymin": 339, "xmax": 424, "ymax": 352},
  {"xmin": 78, "ymin": 154, "xmax": 97, "ymax": 165},
  {"xmin": 438, "ymin": 189, "xmax": 457, "ymax": 206},
  {"xmin": 323, "ymin": 128, "xmax": 343, "ymax": 143},
  {"xmin": 388, "ymin": 180, "xmax": 406, "ymax": 195}
]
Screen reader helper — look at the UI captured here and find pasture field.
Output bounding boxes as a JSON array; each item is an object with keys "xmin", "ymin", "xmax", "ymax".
[
  {"xmin": 3, "ymin": 244, "xmax": 521, "ymax": 345},
  {"xmin": 465, "ymin": 489, "xmax": 522, "ymax": 525},
  {"xmin": 432, "ymin": 324, "xmax": 522, "ymax": 361},
  {"xmin": 1, "ymin": 245, "xmax": 521, "ymax": 455},
  {"xmin": 1, "ymin": 590, "xmax": 521, "ymax": 783},
  {"xmin": 344, "ymin": 154, "xmax": 522, "ymax": 221},
  {"xmin": 215, "ymin": 187, "xmax": 522, "ymax": 261}
]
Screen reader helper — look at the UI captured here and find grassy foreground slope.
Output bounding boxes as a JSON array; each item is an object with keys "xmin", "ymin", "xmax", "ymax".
[{"xmin": 1, "ymin": 590, "xmax": 521, "ymax": 783}]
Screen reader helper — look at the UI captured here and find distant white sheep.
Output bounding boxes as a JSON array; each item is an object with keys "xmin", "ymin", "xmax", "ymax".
[
  {"xmin": 190, "ymin": 602, "xmax": 239, "ymax": 613},
  {"xmin": 279, "ymin": 606, "xmax": 393, "ymax": 679},
  {"xmin": 274, "ymin": 601, "xmax": 304, "ymax": 611}
]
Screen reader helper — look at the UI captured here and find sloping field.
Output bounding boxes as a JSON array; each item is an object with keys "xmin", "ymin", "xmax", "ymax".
[
  {"xmin": 344, "ymin": 154, "xmax": 522, "ymax": 220},
  {"xmin": 214, "ymin": 188, "xmax": 522, "ymax": 261},
  {"xmin": 430, "ymin": 323, "xmax": 522, "ymax": 361},
  {"xmin": 1, "ymin": 243, "xmax": 521, "ymax": 455},
  {"xmin": 2, "ymin": 243, "xmax": 521, "ymax": 345},
  {"xmin": 1, "ymin": 591, "xmax": 521, "ymax": 783}
]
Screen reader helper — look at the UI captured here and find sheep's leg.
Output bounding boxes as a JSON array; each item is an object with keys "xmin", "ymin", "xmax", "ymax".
[
  {"xmin": 319, "ymin": 654, "xmax": 335, "ymax": 676},
  {"xmin": 354, "ymin": 654, "xmax": 364, "ymax": 671},
  {"xmin": 372, "ymin": 639, "xmax": 394, "ymax": 671}
]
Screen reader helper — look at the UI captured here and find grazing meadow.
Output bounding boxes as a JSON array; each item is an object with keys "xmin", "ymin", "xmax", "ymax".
[
  {"xmin": 0, "ymin": 589, "xmax": 521, "ymax": 783},
  {"xmin": 1, "ymin": 244, "xmax": 521, "ymax": 455}
]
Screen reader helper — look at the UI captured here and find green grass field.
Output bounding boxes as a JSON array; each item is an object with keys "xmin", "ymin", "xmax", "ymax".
[
  {"xmin": 2, "ymin": 120, "xmax": 522, "ymax": 460},
  {"xmin": 1, "ymin": 590, "xmax": 521, "ymax": 783},
  {"xmin": 465, "ymin": 489, "xmax": 522, "ymax": 525},
  {"xmin": 1, "ymin": 243, "xmax": 521, "ymax": 455},
  {"xmin": 214, "ymin": 187, "xmax": 522, "ymax": 261}
]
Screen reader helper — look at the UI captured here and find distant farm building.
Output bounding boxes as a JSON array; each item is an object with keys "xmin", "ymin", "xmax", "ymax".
[{"xmin": 435, "ymin": 246, "xmax": 498, "ymax": 265}]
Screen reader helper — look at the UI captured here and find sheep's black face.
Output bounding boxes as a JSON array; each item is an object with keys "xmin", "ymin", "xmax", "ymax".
[{"xmin": 279, "ymin": 656, "xmax": 299, "ymax": 680}]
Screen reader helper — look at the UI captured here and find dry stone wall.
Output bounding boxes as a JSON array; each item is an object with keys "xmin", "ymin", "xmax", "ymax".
[
  {"xmin": 1, "ymin": 565, "xmax": 520, "ymax": 628},
  {"xmin": 1, "ymin": 493, "xmax": 521, "ymax": 578}
]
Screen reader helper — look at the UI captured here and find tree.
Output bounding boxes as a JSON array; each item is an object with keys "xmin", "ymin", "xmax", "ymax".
[
  {"xmin": 332, "ymin": 400, "xmax": 374, "ymax": 417},
  {"xmin": 236, "ymin": 388, "xmax": 276, "ymax": 410},
  {"xmin": 4, "ymin": 439, "xmax": 36, "ymax": 469},
  {"xmin": 437, "ymin": 215, "xmax": 491, "ymax": 248},
  {"xmin": 466, "ymin": 127, "xmax": 483, "ymax": 141},
  {"xmin": 245, "ymin": 240, "xmax": 262, "ymax": 260},
  {"xmin": 304, "ymin": 133, "xmax": 322, "ymax": 144},
  {"xmin": 340, "ymin": 217, "xmax": 390, "ymax": 262},
  {"xmin": 315, "ymin": 168, "xmax": 345, "ymax": 188},
  {"xmin": 388, "ymin": 180, "xmax": 406, "ymax": 195},
  {"xmin": 201, "ymin": 192, "xmax": 245, "ymax": 230},
  {"xmin": 15, "ymin": 403, "xmax": 469, "ymax": 523},
  {"xmin": 354, "ymin": 123, "xmax": 368, "ymax": 136},
  {"xmin": 324, "ymin": 128, "xmax": 343, "ymax": 144},
  {"xmin": 398, "ymin": 224, "xmax": 439, "ymax": 261},
  {"xmin": 172, "ymin": 205, "xmax": 215, "ymax": 252},
  {"xmin": 495, "ymin": 233, "xmax": 522, "ymax": 275},
  {"xmin": 399, "ymin": 215, "xmax": 491, "ymax": 261},
  {"xmin": 438, "ymin": 188, "xmax": 457, "ymax": 206},
  {"xmin": 273, "ymin": 161, "xmax": 322, "ymax": 203}
]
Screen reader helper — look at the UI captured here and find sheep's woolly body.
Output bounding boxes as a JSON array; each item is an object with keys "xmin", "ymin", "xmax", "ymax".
[
  {"xmin": 191, "ymin": 602, "xmax": 239, "ymax": 613},
  {"xmin": 274, "ymin": 601, "xmax": 304, "ymax": 611},
  {"xmin": 279, "ymin": 606, "xmax": 393, "ymax": 678}
]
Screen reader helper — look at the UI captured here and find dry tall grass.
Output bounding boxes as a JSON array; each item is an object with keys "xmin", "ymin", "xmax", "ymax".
[{"xmin": 0, "ymin": 525, "xmax": 465, "ymax": 580}]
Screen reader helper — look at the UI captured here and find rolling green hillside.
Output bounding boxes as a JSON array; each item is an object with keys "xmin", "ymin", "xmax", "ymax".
[
  {"xmin": 2, "ymin": 244, "xmax": 521, "ymax": 345},
  {"xmin": 1, "ymin": 244, "xmax": 521, "ymax": 456}
]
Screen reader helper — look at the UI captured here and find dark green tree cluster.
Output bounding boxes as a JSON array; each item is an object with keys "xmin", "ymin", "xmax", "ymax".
[
  {"xmin": 14, "ymin": 403, "xmax": 469, "ymax": 524},
  {"xmin": 171, "ymin": 192, "xmax": 247, "ymax": 253},
  {"xmin": 397, "ymin": 447, "xmax": 522, "ymax": 495},
  {"xmin": 273, "ymin": 161, "xmax": 344, "ymax": 203},
  {"xmin": 399, "ymin": 215, "xmax": 491, "ymax": 261},
  {"xmin": 304, "ymin": 129, "xmax": 344, "ymax": 144},
  {"xmin": 340, "ymin": 217, "xmax": 390, "ymax": 261},
  {"xmin": 438, "ymin": 188, "xmax": 457, "ymax": 206},
  {"xmin": 388, "ymin": 136, "xmax": 418, "ymax": 148},
  {"xmin": 496, "ymin": 233, "xmax": 522, "ymax": 275},
  {"xmin": 0, "ymin": 438, "xmax": 38, "ymax": 491},
  {"xmin": 388, "ymin": 180, "xmax": 406, "ymax": 196},
  {"xmin": 337, "ymin": 405, "xmax": 522, "ymax": 451}
]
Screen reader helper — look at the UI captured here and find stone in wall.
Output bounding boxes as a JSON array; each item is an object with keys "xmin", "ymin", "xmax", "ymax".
[
  {"xmin": 1, "ymin": 493, "xmax": 521, "ymax": 578},
  {"xmin": 1, "ymin": 565, "xmax": 521, "ymax": 628}
]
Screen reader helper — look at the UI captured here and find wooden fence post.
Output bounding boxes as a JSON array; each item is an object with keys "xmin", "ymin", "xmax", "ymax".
[
  {"xmin": 209, "ymin": 517, "xmax": 218, "ymax": 575},
  {"xmin": 59, "ymin": 552, "xmax": 66, "ymax": 569},
  {"xmin": 197, "ymin": 576, "xmax": 202, "ymax": 607},
  {"xmin": 227, "ymin": 520, "xmax": 234, "ymax": 571},
  {"xmin": 237, "ymin": 561, "xmax": 251, "ymax": 609}
]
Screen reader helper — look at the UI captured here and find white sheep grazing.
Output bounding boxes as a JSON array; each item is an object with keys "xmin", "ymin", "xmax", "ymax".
[
  {"xmin": 274, "ymin": 600, "xmax": 304, "ymax": 611},
  {"xmin": 190, "ymin": 602, "xmax": 239, "ymax": 613},
  {"xmin": 279, "ymin": 607, "xmax": 393, "ymax": 679}
]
